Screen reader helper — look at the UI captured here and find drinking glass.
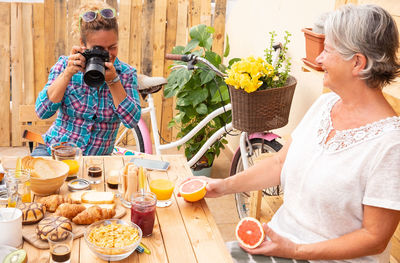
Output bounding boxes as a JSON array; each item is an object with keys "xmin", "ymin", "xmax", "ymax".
[
  {"xmin": 130, "ymin": 192, "xmax": 156, "ymax": 237},
  {"xmin": 148, "ymin": 172, "xmax": 177, "ymax": 208},
  {"xmin": 51, "ymin": 142, "xmax": 82, "ymax": 181},
  {"xmin": 48, "ymin": 231, "xmax": 73, "ymax": 263},
  {"xmin": 86, "ymin": 158, "xmax": 102, "ymax": 184}
]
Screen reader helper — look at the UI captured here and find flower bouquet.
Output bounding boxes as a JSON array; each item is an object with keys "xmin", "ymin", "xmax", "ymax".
[{"xmin": 225, "ymin": 31, "xmax": 297, "ymax": 132}]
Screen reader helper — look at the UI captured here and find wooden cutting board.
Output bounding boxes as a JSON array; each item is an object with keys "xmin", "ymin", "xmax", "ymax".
[{"xmin": 22, "ymin": 205, "xmax": 126, "ymax": 249}]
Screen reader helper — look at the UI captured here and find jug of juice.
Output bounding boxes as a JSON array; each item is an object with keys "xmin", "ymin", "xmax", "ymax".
[{"xmin": 6, "ymin": 169, "xmax": 31, "ymax": 207}]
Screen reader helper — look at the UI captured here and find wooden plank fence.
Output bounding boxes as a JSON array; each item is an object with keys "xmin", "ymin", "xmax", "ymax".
[{"xmin": 0, "ymin": 0, "xmax": 227, "ymax": 147}]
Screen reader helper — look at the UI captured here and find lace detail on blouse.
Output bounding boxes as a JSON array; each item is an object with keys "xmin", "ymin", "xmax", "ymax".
[{"xmin": 316, "ymin": 95, "xmax": 400, "ymax": 152}]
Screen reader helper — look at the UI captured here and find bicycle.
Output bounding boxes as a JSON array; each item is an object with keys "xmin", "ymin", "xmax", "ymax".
[{"xmin": 114, "ymin": 46, "xmax": 286, "ymax": 219}]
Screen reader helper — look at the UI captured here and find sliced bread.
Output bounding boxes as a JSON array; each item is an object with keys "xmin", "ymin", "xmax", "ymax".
[
  {"xmin": 82, "ymin": 203, "xmax": 116, "ymax": 210},
  {"xmin": 68, "ymin": 190, "xmax": 94, "ymax": 203},
  {"xmin": 81, "ymin": 191, "xmax": 115, "ymax": 204}
]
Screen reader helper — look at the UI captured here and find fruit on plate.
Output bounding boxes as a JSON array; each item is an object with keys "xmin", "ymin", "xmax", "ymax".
[
  {"xmin": 235, "ymin": 217, "xmax": 265, "ymax": 249},
  {"xmin": 3, "ymin": 249, "xmax": 28, "ymax": 263},
  {"xmin": 178, "ymin": 179, "xmax": 207, "ymax": 202}
]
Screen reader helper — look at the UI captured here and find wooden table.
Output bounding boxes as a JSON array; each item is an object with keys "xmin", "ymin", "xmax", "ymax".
[{"xmin": 21, "ymin": 154, "xmax": 233, "ymax": 263}]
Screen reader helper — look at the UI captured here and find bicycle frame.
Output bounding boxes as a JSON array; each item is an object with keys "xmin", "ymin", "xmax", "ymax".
[{"xmin": 141, "ymin": 92, "xmax": 234, "ymax": 167}]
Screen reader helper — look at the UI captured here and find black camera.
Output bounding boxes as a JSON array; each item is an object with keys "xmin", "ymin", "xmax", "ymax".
[{"xmin": 81, "ymin": 46, "xmax": 109, "ymax": 87}]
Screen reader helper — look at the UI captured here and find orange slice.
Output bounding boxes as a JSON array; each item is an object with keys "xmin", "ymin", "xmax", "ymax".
[
  {"xmin": 178, "ymin": 179, "xmax": 207, "ymax": 202},
  {"xmin": 235, "ymin": 217, "xmax": 265, "ymax": 249}
]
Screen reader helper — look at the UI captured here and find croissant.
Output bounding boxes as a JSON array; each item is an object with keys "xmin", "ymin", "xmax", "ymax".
[
  {"xmin": 55, "ymin": 203, "xmax": 86, "ymax": 220},
  {"xmin": 38, "ymin": 194, "xmax": 72, "ymax": 212},
  {"xmin": 72, "ymin": 205, "xmax": 116, "ymax": 225}
]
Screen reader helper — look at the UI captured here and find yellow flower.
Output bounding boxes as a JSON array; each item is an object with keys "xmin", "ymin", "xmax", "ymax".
[{"xmin": 225, "ymin": 56, "xmax": 278, "ymax": 93}]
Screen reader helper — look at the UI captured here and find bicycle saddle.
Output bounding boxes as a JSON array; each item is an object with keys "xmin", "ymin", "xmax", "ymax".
[{"xmin": 137, "ymin": 74, "xmax": 167, "ymax": 98}]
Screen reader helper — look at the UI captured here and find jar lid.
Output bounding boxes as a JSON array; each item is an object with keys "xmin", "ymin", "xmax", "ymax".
[{"xmin": 68, "ymin": 178, "xmax": 91, "ymax": 191}]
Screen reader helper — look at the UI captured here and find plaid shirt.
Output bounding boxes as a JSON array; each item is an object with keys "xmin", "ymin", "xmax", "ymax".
[{"xmin": 36, "ymin": 56, "xmax": 141, "ymax": 155}]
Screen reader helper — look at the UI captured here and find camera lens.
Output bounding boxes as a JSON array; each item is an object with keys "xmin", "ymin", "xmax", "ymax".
[{"xmin": 83, "ymin": 57, "xmax": 106, "ymax": 87}]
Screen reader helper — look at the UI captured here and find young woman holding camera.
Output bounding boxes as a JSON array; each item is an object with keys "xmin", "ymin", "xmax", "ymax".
[{"xmin": 33, "ymin": 0, "xmax": 141, "ymax": 156}]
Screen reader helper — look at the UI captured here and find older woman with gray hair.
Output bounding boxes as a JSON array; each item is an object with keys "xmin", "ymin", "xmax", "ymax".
[{"xmin": 183, "ymin": 4, "xmax": 400, "ymax": 262}]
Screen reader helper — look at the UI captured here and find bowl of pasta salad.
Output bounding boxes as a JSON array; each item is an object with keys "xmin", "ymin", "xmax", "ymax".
[{"xmin": 84, "ymin": 219, "xmax": 142, "ymax": 261}]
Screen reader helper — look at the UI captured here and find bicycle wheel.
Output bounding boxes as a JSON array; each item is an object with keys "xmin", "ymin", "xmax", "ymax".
[
  {"xmin": 230, "ymin": 138, "xmax": 283, "ymax": 219},
  {"xmin": 115, "ymin": 125, "xmax": 146, "ymax": 153}
]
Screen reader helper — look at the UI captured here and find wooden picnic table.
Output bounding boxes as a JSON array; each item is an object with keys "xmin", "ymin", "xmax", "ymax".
[{"xmin": 22, "ymin": 154, "xmax": 234, "ymax": 263}]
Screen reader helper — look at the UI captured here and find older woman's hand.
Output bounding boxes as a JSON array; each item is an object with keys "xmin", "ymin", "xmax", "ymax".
[
  {"xmin": 66, "ymin": 46, "xmax": 86, "ymax": 77},
  {"xmin": 177, "ymin": 176, "xmax": 226, "ymax": 198},
  {"xmin": 241, "ymin": 224, "xmax": 298, "ymax": 259}
]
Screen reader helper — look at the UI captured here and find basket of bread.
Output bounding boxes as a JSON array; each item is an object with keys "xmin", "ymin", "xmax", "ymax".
[
  {"xmin": 20, "ymin": 156, "xmax": 69, "ymax": 195},
  {"xmin": 19, "ymin": 191, "xmax": 125, "ymax": 249}
]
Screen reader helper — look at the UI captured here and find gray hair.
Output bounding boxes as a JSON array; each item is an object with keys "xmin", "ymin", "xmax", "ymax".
[{"xmin": 324, "ymin": 4, "xmax": 400, "ymax": 88}]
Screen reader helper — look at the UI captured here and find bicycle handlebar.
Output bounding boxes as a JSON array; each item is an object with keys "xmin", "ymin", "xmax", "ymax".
[
  {"xmin": 165, "ymin": 53, "xmax": 191, "ymax": 62},
  {"xmin": 165, "ymin": 53, "xmax": 226, "ymax": 78}
]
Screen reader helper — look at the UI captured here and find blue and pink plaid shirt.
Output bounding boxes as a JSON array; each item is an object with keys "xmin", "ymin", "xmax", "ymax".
[{"xmin": 35, "ymin": 56, "xmax": 141, "ymax": 155}]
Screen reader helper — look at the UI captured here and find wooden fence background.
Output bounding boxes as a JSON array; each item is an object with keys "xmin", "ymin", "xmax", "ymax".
[{"xmin": 0, "ymin": 0, "xmax": 227, "ymax": 147}]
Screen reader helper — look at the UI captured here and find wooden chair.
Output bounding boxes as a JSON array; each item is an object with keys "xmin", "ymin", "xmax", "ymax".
[{"xmin": 19, "ymin": 105, "xmax": 56, "ymax": 151}]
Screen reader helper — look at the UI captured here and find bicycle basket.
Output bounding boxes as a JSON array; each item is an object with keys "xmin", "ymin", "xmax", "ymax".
[{"xmin": 229, "ymin": 75, "xmax": 297, "ymax": 133}]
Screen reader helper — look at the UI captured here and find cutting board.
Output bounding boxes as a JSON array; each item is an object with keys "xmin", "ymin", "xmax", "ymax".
[{"xmin": 22, "ymin": 205, "xmax": 126, "ymax": 249}]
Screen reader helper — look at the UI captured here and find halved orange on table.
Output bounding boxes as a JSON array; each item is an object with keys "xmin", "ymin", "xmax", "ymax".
[{"xmin": 178, "ymin": 179, "xmax": 207, "ymax": 202}]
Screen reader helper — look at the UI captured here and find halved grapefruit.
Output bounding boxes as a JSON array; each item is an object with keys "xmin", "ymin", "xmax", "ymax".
[
  {"xmin": 235, "ymin": 217, "xmax": 265, "ymax": 249},
  {"xmin": 179, "ymin": 179, "xmax": 207, "ymax": 202}
]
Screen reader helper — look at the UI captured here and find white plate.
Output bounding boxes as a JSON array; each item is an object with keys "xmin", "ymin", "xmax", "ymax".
[{"xmin": 0, "ymin": 245, "xmax": 17, "ymax": 262}]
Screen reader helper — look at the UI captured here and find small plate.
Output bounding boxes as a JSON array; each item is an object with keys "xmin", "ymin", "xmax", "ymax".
[
  {"xmin": 68, "ymin": 178, "xmax": 91, "ymax": 191},
  {"xmin": 0, "ymin": 245, "xmax": 17, "ymax": 262}
]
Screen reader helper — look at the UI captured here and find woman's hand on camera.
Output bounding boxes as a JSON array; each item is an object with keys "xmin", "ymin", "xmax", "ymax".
[
  {"xmin": 104, "ymin": 62, "xmax": 118, "ymax": 85},
  {"xmin": 66, "ymin": 46, "xmax": 86, "ymax": 77}
]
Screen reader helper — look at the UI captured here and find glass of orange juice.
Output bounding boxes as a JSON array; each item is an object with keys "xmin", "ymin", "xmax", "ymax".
[{"xmin": 148, "ymin": 172, "xmax": 177, "ymax": 207}]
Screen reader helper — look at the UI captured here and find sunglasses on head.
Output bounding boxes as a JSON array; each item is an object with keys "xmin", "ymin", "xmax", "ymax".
[{"xmin": 80, "ymin": 8, "xmax": 116, "ymax": 23}]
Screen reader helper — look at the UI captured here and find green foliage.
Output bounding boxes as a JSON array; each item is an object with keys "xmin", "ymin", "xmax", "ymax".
[
  {"xmin": 263, "ymin": 31, "xmax": 292, "ymax": 88},
  {"xmin": 164, "ymin": 24, "xmax": 232, "ymax": 168}
]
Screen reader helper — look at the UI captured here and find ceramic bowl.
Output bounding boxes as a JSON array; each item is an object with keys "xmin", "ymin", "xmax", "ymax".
[{"xmin": 29, "ymin": 159, "xmax": 69, "ymax": 195}]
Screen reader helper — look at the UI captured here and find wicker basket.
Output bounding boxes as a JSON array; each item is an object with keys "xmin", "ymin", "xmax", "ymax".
[{"xmin": 229, "ymin": 75, "xmax": 297, "ymax": 133}]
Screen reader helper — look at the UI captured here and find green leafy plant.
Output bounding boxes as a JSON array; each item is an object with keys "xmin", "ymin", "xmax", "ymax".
[{"xmin": 164, "ymin": 24, "xmax": 232, "ymax": 169}]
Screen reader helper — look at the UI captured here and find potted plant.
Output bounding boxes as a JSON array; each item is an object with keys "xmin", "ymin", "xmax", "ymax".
[
  {"xmin": 164, "ymin": 24, "xmax": 232, "ymax": 175},
  {"xmin": 225, "ymin": 31, "xmax": 297, "ymax": 133},
  {"xmin": 301, "ymin": 13, "xmax": 327, "ymax": 71}
]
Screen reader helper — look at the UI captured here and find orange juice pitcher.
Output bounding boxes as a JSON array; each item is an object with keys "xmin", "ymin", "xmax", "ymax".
[{"xmin": 6, "ymin": 169, "xmax": 31, "ymax": 207}]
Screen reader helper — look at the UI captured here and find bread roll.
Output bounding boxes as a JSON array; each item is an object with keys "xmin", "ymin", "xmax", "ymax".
[
  {"xmin": 18, "ymin": 202, "xmax": 46, "ymax": 225},
  {"xmin": 72, "ymin": 206, "xmax": 116, "ymax": 225},
  {"xmin": 36, "ymin": 216, "xmax": 72, "ymax": 241},
  {"xmin": 55, "ymin": 203, "xmax": 86, "ymax": 220}
]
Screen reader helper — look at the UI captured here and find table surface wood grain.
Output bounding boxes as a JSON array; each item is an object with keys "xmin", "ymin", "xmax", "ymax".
[{"xmin": 19, "ymin": 154, "xmax": 233, "ymax": 263}]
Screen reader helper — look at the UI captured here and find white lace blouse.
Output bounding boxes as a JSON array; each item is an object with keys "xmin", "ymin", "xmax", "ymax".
[{"xmin": 268, "ymin": 92, "xmax": 400, "ymax": 263}]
